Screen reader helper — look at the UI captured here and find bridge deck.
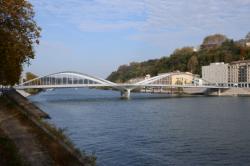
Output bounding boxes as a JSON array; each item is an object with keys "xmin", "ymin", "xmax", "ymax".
[{"xmin": 15, "ymin": 84, "xmax": 228, "ymax": 90}]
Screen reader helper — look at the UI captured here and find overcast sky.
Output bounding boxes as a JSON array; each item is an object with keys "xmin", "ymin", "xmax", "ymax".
[{"xmin": 24, "ymin": 0, "xmax": 250, "ymax": 78}]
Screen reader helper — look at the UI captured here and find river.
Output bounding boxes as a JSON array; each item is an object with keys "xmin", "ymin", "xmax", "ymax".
[{"xmin": 29, "ymin": 88, "xmax": 250, "ymax": 166}]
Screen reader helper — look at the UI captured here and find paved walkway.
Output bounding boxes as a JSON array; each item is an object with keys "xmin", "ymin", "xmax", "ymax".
[{"xmin": 0, "ymin": 99, "xmax": 53, "ymax": 166}]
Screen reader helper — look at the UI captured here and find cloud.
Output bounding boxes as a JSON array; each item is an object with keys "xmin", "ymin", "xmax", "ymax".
[
  {"xmin": 142, "ymin": 0, "xmax": 249, "ymax": 31},
  {"xmin": 30, "ymin": 0, "xmax": 250, "ymax": 44},
  {"xmin": 31, "ymin": 0, "xmax": 146, "ymax": 23},
  {"xmin": 79, "ymin": 21, "xmax": 143, "ymax": 32}
]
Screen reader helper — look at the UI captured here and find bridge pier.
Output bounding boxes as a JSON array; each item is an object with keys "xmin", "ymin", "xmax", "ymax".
[
  {"xmin": 217, "ymin": 88, "xmax": 221, "ymax": 96},
  {"xmin": 120, "ymin": 89, "xmax": 131, "ymax": 99}
]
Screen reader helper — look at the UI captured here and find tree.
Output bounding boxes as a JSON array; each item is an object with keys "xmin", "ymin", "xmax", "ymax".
[
  {"xmin": 25, "ymin": 72, "xmax": 38, "ymax": 82},
  {"xmin": 107, "ymin": 34, "xmax": 249, "ymax": 83},
  {"xmin": 187, "ymin": 55, "xmax": 198, "ymax": 73},
  {"xmin": 246, "ymin": 32, "xmax": 250, "ymax": 41},
  {"xmin": 0, "ymin": 0, "xmax": 41, "ymax": 86},
  {"xmin": 201, "ymin": 34, "xmax": 227, "ymax": 49},
  {"xmin": 169, "ymin": 47, "xmax": 194, "ymax": 72}
]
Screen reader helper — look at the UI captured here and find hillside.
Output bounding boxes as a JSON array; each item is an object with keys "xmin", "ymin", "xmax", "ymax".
[{"xmin": 107, "ymin": 33, "xmax": 250, "ymax": 83}]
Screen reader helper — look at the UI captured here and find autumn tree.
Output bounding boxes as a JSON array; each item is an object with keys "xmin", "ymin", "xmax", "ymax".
[
  {"xmin": 24, "ymin": 72, "xmax": 38, "ymax": 82},
  {"xmin": 201, "ymin": 34, "xmax": 227, "ymax": 49},
  {"xmin": 187, "ymin": 55, "xmax": 198, "ymax": 73},
  {"xmin": 246, "ymin": 32, "xmax": 250, "ymax": 41},
  {"xmin": 107, "ymin": 33, "xmax": 250, "ymax": 83},
  {"xmin": 0, "ymin": 0, "xmax": 41, "ymax": 86},
  {"xmin": 168, "ymin": 47, "xmax": 195, "ymax": 72}
]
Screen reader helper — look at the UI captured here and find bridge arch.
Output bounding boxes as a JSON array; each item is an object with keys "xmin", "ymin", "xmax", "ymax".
[
  {"xmin": 16, "ymin": 71, "xmax": 117, "ymax": 89},
  {"xmin": 135, "ymin": 72, "xmax": 212, "ymax": 86}
]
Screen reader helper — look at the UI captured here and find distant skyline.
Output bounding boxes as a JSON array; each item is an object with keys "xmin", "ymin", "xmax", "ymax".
[{"xmin": 24, "ymin": 0, "xmax": 250, "ymax": 78}]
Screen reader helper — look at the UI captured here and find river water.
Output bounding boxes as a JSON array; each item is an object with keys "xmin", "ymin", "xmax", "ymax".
[{"xmin": 29, "ymin": 88, "xmax": 250, "ymax": 166}]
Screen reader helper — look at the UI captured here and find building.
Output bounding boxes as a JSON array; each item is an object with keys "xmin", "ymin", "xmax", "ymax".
[
  {"xmin": 237, "ymin": 40, "xmax": 250, "ymax": 47},
  {"xmin": 158, "ymin": 71, "xmax": 199, "ymax": 85},
  {"xmin": 127, "ymin": 77, "xmax": 144, "ymax": 84},
  {"xmin": 145, "ymin": 74, "xmax": 151, "ymax": 80},
  {"xmin": 127, "ymin": 74, "xmax": 151, "ymax": 84},
  {"xmin": 202, "ymin": 60, "xmax": 250, "ymax": 87},
  {"xmin": 236, "ymin": 32, "xmax": 250, "ymax": 47},
  {"xmin": 228, "ymin": 60, "xmax": 250, "ymax": 87},
  {"xmin": 171, "ymin": 72, "xmax": 197, "ymax": 85},
  {"xmin": 202, "ymin": 62, "xmax": 228, "ymax": 86}
]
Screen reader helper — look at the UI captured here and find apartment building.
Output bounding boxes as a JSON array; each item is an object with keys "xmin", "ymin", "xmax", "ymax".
[
  {"xmin": 202, "ymin": 62, "xmax": 228, "ymax": 86},
  {"xmin": 202, "ymin": 60, "xmax": 250, "ymax": 87},
  {"xmin": 228, "ymin": 60, "xmax": 250, "ymax": 87}
]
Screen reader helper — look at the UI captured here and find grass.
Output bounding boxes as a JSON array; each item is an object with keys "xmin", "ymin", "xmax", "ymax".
[
  {"xmin": 0, "ymin": 129, "xmax": 28, "ymax": 166},
  {"xmin": 39, "ymin": 121, "xmax": 97, "ymax": 165},
  {"xmin": 24, "ymin": 89, "xmax": 42, "ymax": 95},
  {"xmin": 0, "ymin": 97, "xmax": 27, "ymax": 166}
]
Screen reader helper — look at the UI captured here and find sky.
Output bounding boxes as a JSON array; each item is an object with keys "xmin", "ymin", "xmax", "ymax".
[{"xmin": 24, "ymin": 0, "xmax": 250, "ymax": 78}]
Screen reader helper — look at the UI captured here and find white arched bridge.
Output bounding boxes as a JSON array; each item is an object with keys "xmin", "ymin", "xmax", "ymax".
[{"xmin": 15, "ymin": 71, "xmax": 227, "ymax": 99}]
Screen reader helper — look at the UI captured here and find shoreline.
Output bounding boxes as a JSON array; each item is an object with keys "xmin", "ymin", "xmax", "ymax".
[{"xmin": 0, "ymin": 90, "xmax": 96, "ymax": 166}]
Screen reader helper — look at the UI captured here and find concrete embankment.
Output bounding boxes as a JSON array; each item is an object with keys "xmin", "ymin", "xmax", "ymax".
[
  {"xmin": 5, "ymin": 90, "xmax": 50, "ymax": 119},
  {"xmin": 16, "ymin": 89, "xmax": 32, "ymax": 97},
  {"xmin": 0, "ymin": 90, "xmax": 95, "ymax": 166},
  {"xmin": 207, "ymin": 88, "xmax": 250, "ymax": 96},
  {"xmin": 220, "ymin": 88, "xmax": 250, "ymax": 96},
  {"xmin": 144, "ymin": 87, "xmax": 250, "ymax": 96}
]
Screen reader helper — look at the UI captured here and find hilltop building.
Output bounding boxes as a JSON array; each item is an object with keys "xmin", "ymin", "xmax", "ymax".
[
  {"xmin": 237, "ymin": 39, "xmax": 250, "ymax": 47},
  {"xmin": 236, "ymin": 32, "xmax": 250, "ymax": 47}
]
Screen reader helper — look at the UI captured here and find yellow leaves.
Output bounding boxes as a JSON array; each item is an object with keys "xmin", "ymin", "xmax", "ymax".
[{"xmin": 0, "ymin": 0, "xmax": 41, "ymax": 85}]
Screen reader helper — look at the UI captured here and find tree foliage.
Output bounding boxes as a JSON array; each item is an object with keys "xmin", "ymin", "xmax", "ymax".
[
  {"xmin": 201, "ymin": 34, "xmax": 227, "ymax": 49},
  {"xmin": 107, "ymin": 33, "xmax": 250, "ymax": 83},
  {"xmin": 0, "ymin": 0, "xmax": 40, "ymax": 85},
  {"xmin": 246, "ymin": 32, "xmax": 250, "ymax": 41},
  {"xmin": 187, "ymin": 55, "xmax": 198, "ymax": 73},
  {"xmin": 24, "ymin": 72, "xmax": 38, "ymax": 82}
]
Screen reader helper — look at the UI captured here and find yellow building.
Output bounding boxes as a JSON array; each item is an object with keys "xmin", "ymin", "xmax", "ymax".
[
  {"xmin": 158, "ymin": 72, "xmax": 199, "ymax": 85},
  {"xmin": 172, "ymin": 73, "xmax": 196, "ymax": 85},
  {"xmin": 127, "ymin": 72, "xmax": 199, "ymax": 85}
]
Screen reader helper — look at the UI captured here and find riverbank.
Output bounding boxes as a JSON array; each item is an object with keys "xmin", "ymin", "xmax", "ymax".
[
  {"xmin": 0, "ymin": 90, "xmax": 96, "ymax": 166},
  {"xmin": 138, "ymin": 87, "xmax": 250, "ymax": 96},
  {"xmin": 0, "ymin": 128, "xmax": 27, "ymax": 166}
]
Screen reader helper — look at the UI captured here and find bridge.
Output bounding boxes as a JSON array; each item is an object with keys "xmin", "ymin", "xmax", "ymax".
[{"xmin": 15, "ymin": 71, "xmax": 227, "ymax": 99}]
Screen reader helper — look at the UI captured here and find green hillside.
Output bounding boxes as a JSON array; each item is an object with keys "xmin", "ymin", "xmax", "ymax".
[{"xmin": 107, "ymin": 33, "xmax": 250, "ymax": 83}]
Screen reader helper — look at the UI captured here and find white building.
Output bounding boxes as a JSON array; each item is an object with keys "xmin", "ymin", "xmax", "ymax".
[
  {"xmin": 145, "ymin": 74, "xmax": 151, "ymax": 80},
  {"xmin": 202, "ymin": 62, "xmax": 228, "ymax": 86},
  {"xmin": 192, "ymin": 78, "xmax": 203, "ymax": 86}
]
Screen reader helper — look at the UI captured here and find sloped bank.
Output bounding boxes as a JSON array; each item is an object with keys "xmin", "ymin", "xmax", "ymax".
[{"xmin": 1, "ymin": 89, "xmax": 96, "ymax": 166}]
